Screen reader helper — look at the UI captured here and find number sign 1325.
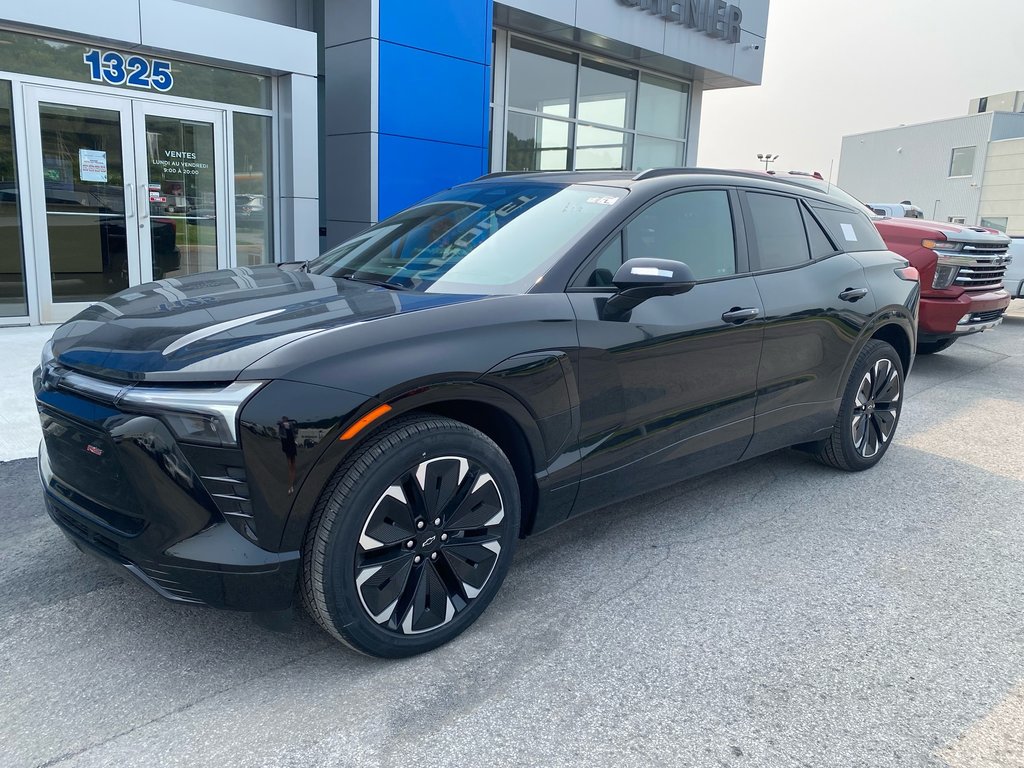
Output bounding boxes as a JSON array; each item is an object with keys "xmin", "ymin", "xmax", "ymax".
[{"xmin": 83, "ymin": 50, "xmax": 174, "ymax": 93}]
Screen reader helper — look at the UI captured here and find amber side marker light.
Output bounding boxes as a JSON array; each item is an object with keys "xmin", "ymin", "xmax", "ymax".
[
  {"xmin": 340, "ymin": 404, "xmax": 393, "ymax": 440},
  {"xmin": 895, "ymin": 266, "xmax": 920, "ymax": 282}
]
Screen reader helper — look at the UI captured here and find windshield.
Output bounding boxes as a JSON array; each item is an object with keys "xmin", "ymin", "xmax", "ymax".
[
  {"xmin": 310, "ymin": 182, "xmax": 626, "ymax": 294},
  {"xmin": 779, "ymin": 176, "xmax": 881, "ymax": 219}
]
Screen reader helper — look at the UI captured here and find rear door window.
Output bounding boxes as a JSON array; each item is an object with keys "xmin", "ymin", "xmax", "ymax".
[
  {"xmin": 802, "ymin": 206, "xmax": 838, "ymax": 259},
  {"xmin": 745, "ymin": 192, "xmax": 811, "ymax": 270}
]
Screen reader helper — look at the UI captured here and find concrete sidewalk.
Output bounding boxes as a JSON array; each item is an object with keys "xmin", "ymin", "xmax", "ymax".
[{"xmin": 0, "ymin": 325, "xmax": 54, "ymax": 462}]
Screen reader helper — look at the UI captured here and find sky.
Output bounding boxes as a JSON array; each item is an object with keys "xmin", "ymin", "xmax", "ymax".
[{"xmin": 696, "ymin": 0, "xmax": 1024, "ymax": 182}]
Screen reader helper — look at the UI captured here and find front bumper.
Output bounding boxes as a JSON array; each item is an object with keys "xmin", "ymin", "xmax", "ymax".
[
  {"xmin": 919, "ymin": 289, "xmax": 1010, "ymax": 340},
  {"xmin": 38, "ymin": 432, "xmax": 300, "ymax": 613}
]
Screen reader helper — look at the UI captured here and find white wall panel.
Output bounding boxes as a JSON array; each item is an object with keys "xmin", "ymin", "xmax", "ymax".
[
  {"xmin": 0, "ymin": 0, "xmax": 142, "ymax": 46},
  {"xmin": 140, "ymin": 0, "xmax": 317, "ymax": 75},
  {"xmin": 839, "ymin": 114, "xmax": 995, "ymax": 224}
]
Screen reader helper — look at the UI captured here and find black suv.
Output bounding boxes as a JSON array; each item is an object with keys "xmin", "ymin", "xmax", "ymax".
[{"xmin": 35, "ymin": 170, "xmax": 920, "ymax": 657}]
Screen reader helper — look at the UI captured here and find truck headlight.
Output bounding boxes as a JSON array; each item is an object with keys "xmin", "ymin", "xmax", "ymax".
[
  {"xmin": 118, "ymin": 381, "xmax": 266, "ymax": 447},
  {"xmin": 932, "ymin": 263, "xmax": 959, "ymax": 290}
]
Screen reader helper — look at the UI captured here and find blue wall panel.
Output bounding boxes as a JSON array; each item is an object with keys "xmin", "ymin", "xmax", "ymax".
[
  {"xmin": 375, "ymin": 0, "xmax": 493, "ymax": 221},
  {"xmin": 378, "ymin": 42, "xmax": 488, "ymax": 148},
  {"xmin": 378, "ymin": 135, "xmax": 487, "ymax": 219},
  {"xmin": 379, "ymin": 0, "xmax": 491, "ymax": 64}
]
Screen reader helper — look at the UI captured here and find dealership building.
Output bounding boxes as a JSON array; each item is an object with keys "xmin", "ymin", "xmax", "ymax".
[
  {"xmin": 0, "ymin": 0, "xmax": 768, "ymax": 325},
  {"xmin": 839, "ymin": 91, "xmax": 1024, "ymax": 235}
]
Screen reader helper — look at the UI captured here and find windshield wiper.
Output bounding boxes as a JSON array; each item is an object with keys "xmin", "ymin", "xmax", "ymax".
[
  {"xmin": 278, "ymin": 260, "xmax": 309, "ymax": 273},
  {"xmin": 341, "ymin": 274, "xmax": 407, "ymax": 291}
]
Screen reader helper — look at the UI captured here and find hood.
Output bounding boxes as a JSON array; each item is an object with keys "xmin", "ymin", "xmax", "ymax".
[
  {"xmin": 48, "ymin": 265, "xmax": 485, "ymax": 382},
  {"xmin": 876, "ymin": 216, "xmax": 1011, "ymax": 245}
]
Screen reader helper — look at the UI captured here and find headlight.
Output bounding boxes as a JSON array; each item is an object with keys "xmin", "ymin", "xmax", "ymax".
[
  {"xmin": 40, "ymin": 338, "xmax": 55, "ymax": 368},
  {"xmin": 932, "ymin": 263, "xmax": 960, "ymax": 290},
  {"xmin": 119, "ymin": 381, "xmax": 266, "ymax": 447}
]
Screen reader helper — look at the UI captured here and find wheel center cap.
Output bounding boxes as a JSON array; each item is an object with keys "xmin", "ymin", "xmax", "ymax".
[{"xmin": 422, "ymin": 534, "xmax": 437, "ymax": 548}]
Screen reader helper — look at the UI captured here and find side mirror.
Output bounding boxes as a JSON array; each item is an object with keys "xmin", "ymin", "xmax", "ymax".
[{"xmin": 603, "ymin": 258, "xmax": 696, "ymax": 319}]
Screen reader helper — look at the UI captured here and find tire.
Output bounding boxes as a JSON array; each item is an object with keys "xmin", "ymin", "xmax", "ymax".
[
  {"xmin": 301, "ymin": 414, "xmax": 520, "ymax": 658},
  {"xmin": 813, "ymin": 340, "xmax": 905, "ymax": 472},
  {"xmin": 916, "ymin": 338, "xmax": 956, "ymax": 355}
]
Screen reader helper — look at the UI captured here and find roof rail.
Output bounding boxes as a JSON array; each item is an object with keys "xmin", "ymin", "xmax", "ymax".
[
  {"xmin": 632, "ymin": 167, "xmax": 769, "ymax": 181},
  {"xmin": 473, "ymin": 171, "xmax": 534, "ymax": 181}
]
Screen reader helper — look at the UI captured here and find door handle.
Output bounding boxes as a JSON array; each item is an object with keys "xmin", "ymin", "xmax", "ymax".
[
  {"xmin": 139, "ymin": 184, "xmax": 150, "ymax": 226},
  {"xmin": 126, "ymin": 183, "xmax": 135, "ymax": 219},
  {"xmin": 721, "ymin": 307, "xmax": 760, "ymax": 324},
  {"xmin": 839, "ymin": 287, "xmax": 869, "ymax": 302}
]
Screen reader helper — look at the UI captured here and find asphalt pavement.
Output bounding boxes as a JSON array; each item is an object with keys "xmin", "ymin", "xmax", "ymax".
[{"xmin": 2, "ymin": 307, "xmax": 1022, "ymax": 767}]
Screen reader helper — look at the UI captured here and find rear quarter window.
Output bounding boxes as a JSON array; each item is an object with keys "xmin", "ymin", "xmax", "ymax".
[{"xmin": 812, "ymin": 204, "xmax": 887, "ymax": 252}]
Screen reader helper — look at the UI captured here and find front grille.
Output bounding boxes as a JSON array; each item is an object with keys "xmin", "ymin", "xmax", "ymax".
[
  {"xmin": 50, "ymin": 503, "xmax": 124, "ymax": 559},
  {"xmin": 962, "ymin": 309, "xmax": 1006, "ymax": 324},
  {"xmin": 954, "ymin": 263, "xmax": 1009, "ymax": 290}
]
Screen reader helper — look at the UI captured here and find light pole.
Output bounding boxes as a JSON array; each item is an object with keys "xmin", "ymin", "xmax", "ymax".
[{"xmin": 757, "ymin": 153, "xmax": 779, "ymax": 172}]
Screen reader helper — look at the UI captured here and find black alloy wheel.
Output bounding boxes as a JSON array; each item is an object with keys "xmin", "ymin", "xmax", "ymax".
[
  {"xmin": 301, "ymin": 414, "xmax": 520, "ymax": 657},
  {"xmin": 850, "ymin": 358, "xmax": 901, "ymax": 460},
  {"xmin": 813, "ymin": 339, "xmax": 905, "ymax": 472},
  {"xmin": 354, "ymin": 455, "xmax": 507, "ymax": 635}
]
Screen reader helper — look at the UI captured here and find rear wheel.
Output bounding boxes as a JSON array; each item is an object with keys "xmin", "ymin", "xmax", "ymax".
[
  {"xmin": 814, "ymin": 340, "xmax": 904, "ymax": 472},
  {"xmin": 916, "ymin": 338, "xmax": 956, "ymax": 355},
  {"xmin": 301, "ymin": 414, "xmax": 520, "ymax": 658}
]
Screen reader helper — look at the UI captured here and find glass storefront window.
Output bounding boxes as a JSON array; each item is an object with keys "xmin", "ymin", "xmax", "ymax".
[
  {"xmin": 0, "ymin": 80, "xmax": 28, "ymax": 316},
  {"xmin": 508, "ymin": 39, "xmax": 576, "ymax": 117},
  {"xmin": 576, "ymin": 125, "xmax": 630, "ymax": 170},
  {"xmin": 579, "ymin": 60, "xmax": 636, "ymax": 129},
  {"xmin": 233, "ymin": 113, "xmax": 273, "ymax": 266},
  {"xmin": 506, "ymin": 113, "xmax": 572, "ymax": 172},
  {"xmin": 633, "ymin": 136, "xmax": 686, "ymax": 170},
  {"xmin": 636, "ymin": 73, "xmax": 689, "ymax": 139},
  {"xmin": 500, "ymin": 35, "xmax": 690, "ymax": 173},
  {"xmin": 0, "ymin": 29, "xmax": 271, "ymax": 109}
]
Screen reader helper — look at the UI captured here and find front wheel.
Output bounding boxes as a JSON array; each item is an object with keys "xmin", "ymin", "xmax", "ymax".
[
  {"xmin": 916, "ymin": 338, "xmax": 956, "ymax": 355},
  {"xmin": 813, "ymin": 340, "xmax": 905, "ymax": 472},
  {"xmin": 301, "ymin": 414, "xmax": 520, "ymax": 657}
]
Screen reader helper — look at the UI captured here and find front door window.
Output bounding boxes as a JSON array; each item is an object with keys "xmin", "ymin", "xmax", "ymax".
[
  {"xmin": 26, "ymin": 87, "xmax": 232, "ymax": 322},
  {"xmin": 38, "ymin": 102, "xmax": 131, "ymax": 303},
  {"xmin": 143, "ymin": 115, "xmax": 218, "ymax": 278},
  {"xmin": 0, "ymin": 80, "xmax": 28, "ymax": 317}
]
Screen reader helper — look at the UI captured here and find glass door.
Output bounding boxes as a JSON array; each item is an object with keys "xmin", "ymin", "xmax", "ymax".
[
  {"xmin": 133, "ymin": 103, "xmax": 227, "ymax": 283},
  {"xmin": 24, "ymin": 88, "xmax": 229, "ymax": 323},
  {"xmin": 24, "ymin": 87, "xmax": 140, "ymax": 323}
]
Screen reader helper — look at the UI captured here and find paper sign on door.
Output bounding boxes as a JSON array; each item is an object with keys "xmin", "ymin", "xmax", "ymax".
[{"xmin": 79, "ymin": 149, "xmax": 108, "ymax": 183}]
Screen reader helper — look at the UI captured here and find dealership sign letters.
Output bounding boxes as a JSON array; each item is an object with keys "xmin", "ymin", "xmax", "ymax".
[{"xmin": 616, "ymin": 0, "xmax": 743, "ymax": 44}]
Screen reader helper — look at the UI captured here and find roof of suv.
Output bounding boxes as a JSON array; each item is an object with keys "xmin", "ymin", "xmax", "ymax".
[{"xmin": 471, "ymin": 167, "xmax": 855, "ymax": 209}]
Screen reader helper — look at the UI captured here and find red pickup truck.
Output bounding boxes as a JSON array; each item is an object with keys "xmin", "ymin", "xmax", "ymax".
[{"xmin": 777, "ymin": 173, "xmax": 1012, "ymax": 354}]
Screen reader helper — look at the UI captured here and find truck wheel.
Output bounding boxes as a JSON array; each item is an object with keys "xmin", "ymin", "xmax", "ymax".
[
  {"xmin": 814, "ymin": 340, "xmax": 904, "ymax": 472},
  {"xmin": 301, "ymin": 414, "xmax": 520, "ymax": 658},
  {"xmin": 916, "ymin": 338, "xmax": 956, "ymax": 355}
]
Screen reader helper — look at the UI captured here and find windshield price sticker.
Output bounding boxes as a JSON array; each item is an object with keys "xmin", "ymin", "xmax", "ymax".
[
  {"xmin": 587, "ymin": 196, "xmax": 620, "ymax": 206},
  {"xmin": 84, "ymin": 50, "xmax": 174, "ymax": 92}
]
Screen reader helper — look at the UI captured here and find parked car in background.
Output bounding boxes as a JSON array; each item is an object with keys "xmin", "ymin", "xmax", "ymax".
[
  {"xmin": 36, "ymin": 169, "xmax": 919, "ymax": 657},
  {"xmin": 1006, "ymin": 237, "xmax": 1023, "ymax": 299},
  {"xmin": 235, "ymin": 193, "xmax": 265, "ymax": 219},
  {"xmin": 869, "ymin": 202, "xmax": 924, "ymax": 219},
  {"xmin": 777, "ymin": 172, "xmax": 1011, "ymax": 354}
]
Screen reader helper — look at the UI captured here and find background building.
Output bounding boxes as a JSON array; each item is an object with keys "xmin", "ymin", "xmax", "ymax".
[
  {"xmin": 839, "ymin": 92, "xmax": 1024, "ymax": 235},
  {"xmin": 0, "ymin": 0, "xmax": 769, "ymax": 325}
]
